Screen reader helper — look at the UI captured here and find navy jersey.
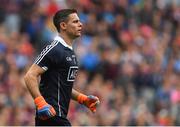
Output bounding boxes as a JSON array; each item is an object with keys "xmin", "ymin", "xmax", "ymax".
[{"xmin": 34, "ymin": 36, "xmax": 78, "ymax": 118}]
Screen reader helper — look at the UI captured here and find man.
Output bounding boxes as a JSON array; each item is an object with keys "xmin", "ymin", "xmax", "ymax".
[{"xmin": 24, "ymin": 9, "xmax": 100, "ymax": 126}]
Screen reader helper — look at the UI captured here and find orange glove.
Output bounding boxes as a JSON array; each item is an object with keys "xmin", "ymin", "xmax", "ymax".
[
  {"xmin": 78, "ymin": 94, "xmax": 100, "ymax": 113},
  {"xmin": 34, "ymin": 96, "xmax": 56, "ymax": 120}
]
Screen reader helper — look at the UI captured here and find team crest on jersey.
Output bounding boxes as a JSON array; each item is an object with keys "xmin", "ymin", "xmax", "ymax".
[
  {"xmin": 67, "ymin": 66, "xmax": 78, "ymax": 81},
  {"xmin": 66, "ymin": 57, "xmax": 72, "ymax": 61}
]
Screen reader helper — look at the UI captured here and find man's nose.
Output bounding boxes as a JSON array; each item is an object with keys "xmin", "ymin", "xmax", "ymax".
[{"xmin": 79, "ymin": 22, "xmax": 83, "ymax": 27}]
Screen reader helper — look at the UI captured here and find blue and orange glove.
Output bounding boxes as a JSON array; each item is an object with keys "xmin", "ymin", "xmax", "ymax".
[
  {"xmin": 34, "ymin": 96, "xmax": 56, "ymax": 120},
  {"xmin": 77, "ymin": 94, "xmax": 100, "ymax": 113}
]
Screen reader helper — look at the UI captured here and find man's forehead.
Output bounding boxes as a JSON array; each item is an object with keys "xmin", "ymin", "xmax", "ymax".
[{"xmin": 68, "ymin": 13, "xmax": 80, "ymax": 21}]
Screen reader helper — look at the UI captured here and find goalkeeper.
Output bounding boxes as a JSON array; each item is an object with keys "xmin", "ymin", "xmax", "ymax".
[{"xmin": 24, "ymin": 9, "xmax": 100, "ymax": 126}]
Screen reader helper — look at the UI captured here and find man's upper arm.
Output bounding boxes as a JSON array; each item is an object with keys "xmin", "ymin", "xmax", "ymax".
[{"xmin": 27, "ymin": 64, "xmax": 46, "ymax": 77}]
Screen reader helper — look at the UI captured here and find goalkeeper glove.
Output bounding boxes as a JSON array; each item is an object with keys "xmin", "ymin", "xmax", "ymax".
[
  {"xmin": 34, "ymin": 96, "xmax": 56, "ymax": 120},
  {"xmin": 78, "ymin": 94, "xmax": 100, "ymax": 113}
]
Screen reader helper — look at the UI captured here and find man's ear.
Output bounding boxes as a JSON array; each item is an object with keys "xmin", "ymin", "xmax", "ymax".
[{"xmin": 60, "ymin": 22, "xmax": 67, "ymax": 31}]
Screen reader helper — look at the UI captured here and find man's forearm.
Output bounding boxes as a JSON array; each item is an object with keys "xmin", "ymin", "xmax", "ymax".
[
  {"xmin": 71, "ymin": 89, "xmax": 80, "ymax": 101},
  {"xmin": 71, "ymin": 89, "xmax": 88, "ymax": 104},
  {"xmin": 24, "ymin": 73, "xmax": 41, "ymax": 99}
]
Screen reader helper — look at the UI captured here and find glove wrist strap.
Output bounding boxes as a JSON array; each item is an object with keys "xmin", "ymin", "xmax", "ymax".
[
  {"xmin": 77, "ymin": 93, "xmax": 88, "ymax": 104},
  {"xmin": 34, "ymin": 96, "xmax": 47, "ymax": 110}
]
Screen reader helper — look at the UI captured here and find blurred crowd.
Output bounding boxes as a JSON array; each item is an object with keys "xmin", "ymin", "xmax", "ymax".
[{"xmin": 0, "ymin": 0, "xmax": 180, "ymax": 126}]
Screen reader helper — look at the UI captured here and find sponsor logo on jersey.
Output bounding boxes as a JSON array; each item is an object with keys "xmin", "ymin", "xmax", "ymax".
[{"xmin": 67, "ymin": 66, "xmax": 78, "ymax": 81}]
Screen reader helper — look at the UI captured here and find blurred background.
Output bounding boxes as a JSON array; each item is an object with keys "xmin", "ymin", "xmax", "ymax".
[{"xmin": 0, "ymin": 0, "xmax": 180, "ymax": 126}]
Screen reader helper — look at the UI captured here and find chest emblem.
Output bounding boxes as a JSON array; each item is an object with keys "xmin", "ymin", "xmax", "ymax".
[{"xmin": 66, "ymin": 57, "xmax": 72, "ymax": 61}]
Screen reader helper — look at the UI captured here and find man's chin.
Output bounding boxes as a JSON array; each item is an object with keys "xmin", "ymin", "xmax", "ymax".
[
  {"xmin": 72, "ymin": 34, "xmax": 81, "ymax": 39},
  {"xmin": 76, "ymin": 34, "xmax": 81, "ymax": 38}
]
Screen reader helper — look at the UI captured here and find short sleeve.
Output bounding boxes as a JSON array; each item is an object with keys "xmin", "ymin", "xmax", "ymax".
[{"xmin": 34, "ymin": 41, "xmax": 59, "ymax": 71}]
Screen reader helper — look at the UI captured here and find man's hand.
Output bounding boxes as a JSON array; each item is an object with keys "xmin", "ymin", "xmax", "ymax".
[
  {"xmin": 35, "ymin": 96, "xmax": 56, "ymax": 120},
  {"xmin": 78, "ymin": 94, "xmax": 100, "ymax": 113},
  {"xmin": 84, "ymin": 95, "xmax": 100, "ymax": 113}
]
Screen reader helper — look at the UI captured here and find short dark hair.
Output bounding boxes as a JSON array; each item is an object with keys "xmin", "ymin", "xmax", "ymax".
[{"xmin": 53, "ymin": 9, "xmax": 77, "ymax": 32}]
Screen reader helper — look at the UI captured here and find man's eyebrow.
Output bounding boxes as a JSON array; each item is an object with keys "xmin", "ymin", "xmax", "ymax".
[{"xmin": 72, "ymin": 19, "xmax": 80, "ymax": 22}]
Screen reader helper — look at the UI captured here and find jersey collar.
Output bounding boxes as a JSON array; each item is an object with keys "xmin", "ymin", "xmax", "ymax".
[{"xmin": 54, "ymin": 36, "xmax": 73, "ymax": 50}]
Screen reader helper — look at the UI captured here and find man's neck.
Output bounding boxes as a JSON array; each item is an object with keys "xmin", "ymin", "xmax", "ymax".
[{"xmin": 59, "ymin": 33, "xmax": 73, "ymax": 47}]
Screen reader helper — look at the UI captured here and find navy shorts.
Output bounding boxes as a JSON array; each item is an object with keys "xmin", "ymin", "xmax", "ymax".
[{"xmin": 35, "ymin": 116, "xmax": 71, "ymax": 126}]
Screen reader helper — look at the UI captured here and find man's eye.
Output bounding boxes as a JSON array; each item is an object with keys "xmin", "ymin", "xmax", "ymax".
[{"xmin": 73, "ymin": 20, "xmax": 78, "ymax": 23}]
